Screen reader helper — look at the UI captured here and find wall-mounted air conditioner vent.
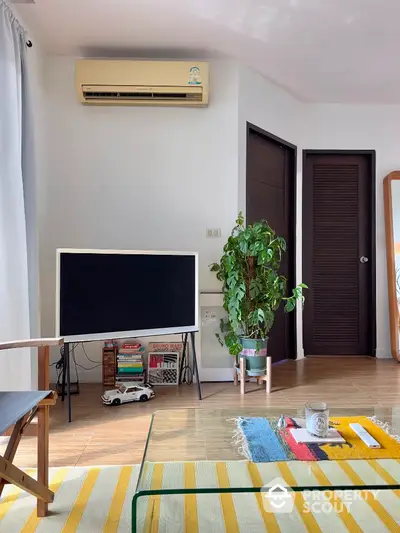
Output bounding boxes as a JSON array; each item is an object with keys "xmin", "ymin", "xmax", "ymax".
[
  {"xmin": 76, "ymin": 60, "xmax": 209, "ymax": 107},
  {"xmin": 81, "ymin": 85, "xmax": 203, "ymax": 102}
]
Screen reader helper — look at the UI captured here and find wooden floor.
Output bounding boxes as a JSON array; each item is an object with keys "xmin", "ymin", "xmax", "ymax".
[{"xmin": 10, "ymin": 357, "xmax": 400, "ymax": 467}]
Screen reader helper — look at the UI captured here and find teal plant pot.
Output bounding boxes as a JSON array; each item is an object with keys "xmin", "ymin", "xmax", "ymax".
[{"xmin": 239, "ymin": 337, "xmax": 268, "ymax": 376}]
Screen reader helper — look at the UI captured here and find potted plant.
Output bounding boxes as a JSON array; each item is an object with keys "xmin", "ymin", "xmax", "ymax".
[{"xmin": 210, "ymin": 213, "xmax": 306, "ymax": 375}]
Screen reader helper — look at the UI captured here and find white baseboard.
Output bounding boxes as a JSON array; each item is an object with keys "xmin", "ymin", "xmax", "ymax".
[{"xmin": 375, "ymin": 348, "xmax": 392, "ymax": 359}]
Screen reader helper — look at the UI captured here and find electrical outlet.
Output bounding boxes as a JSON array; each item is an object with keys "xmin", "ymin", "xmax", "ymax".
[{"xmin": 206, "ymin": 228, "xmax": 221, "ymax": 238}]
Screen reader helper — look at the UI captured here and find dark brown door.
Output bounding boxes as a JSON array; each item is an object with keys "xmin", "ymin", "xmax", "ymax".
[
  {"xmin": 303, "ymin": 152, "xmax": 375, "ymax": 355},
  {"xmin": 246, "ymin": 125, "xmax": 296, "ymax": 362}
]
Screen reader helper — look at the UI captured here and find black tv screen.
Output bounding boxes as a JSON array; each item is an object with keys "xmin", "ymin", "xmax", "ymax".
[{"xmin": 56, "ymin": 249, "xmax": 198, "ymax": 342}]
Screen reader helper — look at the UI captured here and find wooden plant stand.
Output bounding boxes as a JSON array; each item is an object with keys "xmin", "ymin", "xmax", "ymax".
[
  {"xmin": 233, "ymin": 356, "xmax": 272, "ymax": 394},
  {"xmin": 0, "ymin": 337, "xmax": 63, "ymax": 517}
]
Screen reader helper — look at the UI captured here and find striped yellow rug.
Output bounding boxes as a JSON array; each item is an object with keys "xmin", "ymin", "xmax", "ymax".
[
  {"xmin": 1, "ymin": 461, "xmax": 400, "ymax": 532},
  {"xmin": 0, "ymin": 465, "xmax": 138, "ymax": 533}
]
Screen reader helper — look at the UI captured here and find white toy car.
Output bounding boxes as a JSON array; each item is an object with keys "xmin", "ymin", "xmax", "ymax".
[{"xmin": 101, "ymin": 383, "xmax": 155, "ymax": 405}]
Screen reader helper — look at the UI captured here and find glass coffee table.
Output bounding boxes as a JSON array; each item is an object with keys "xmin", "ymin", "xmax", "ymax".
[{"xmin": 132, "ymin": 407, "xmax": 400, "ymax": 532}]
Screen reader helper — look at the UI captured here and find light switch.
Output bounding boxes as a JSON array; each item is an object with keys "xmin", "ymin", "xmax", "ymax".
[{"xmin": 206, "ymin": 228, "xmax": 221, "ymax": 238}]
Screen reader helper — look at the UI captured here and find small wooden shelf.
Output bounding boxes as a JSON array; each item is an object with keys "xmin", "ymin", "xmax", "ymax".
[{"xmin": 102, "ymin": 347, "xmax": 117, "ymax": 387}]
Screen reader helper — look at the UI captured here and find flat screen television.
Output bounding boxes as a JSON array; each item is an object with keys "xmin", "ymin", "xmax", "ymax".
[{"xmin": 56, "ymin": 249, "xmax": 198, "ymax": 342}]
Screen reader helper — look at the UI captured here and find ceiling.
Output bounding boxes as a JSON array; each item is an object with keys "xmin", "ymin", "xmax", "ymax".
[{"xmin": 14, "ymin": 0, "xmax": 400, "ymax": 103}]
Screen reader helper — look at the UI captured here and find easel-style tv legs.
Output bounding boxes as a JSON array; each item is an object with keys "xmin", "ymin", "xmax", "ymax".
[{"xmin": 64, "ymin": 332, "xmax": 203, "ymax": 422}]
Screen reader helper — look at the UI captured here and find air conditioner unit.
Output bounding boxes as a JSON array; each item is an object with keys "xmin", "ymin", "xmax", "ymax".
[{"xmin": 75, "ymin": 60, "xmax": 209, "ymax": 107}]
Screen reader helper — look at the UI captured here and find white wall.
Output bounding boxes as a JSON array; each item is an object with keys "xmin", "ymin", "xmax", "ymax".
[
  {"xmin": 41, "ymin": 57, "xmax": 239, "ymax": 380},
  {"xmin": 39, "ymin": 57, "xmax": 399, "ymax": 382}
]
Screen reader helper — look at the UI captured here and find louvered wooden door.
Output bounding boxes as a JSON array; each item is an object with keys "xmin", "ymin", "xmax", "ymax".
[{"xmin": 303, "ymin": 152, "xmax": 374, "ymax": 355}]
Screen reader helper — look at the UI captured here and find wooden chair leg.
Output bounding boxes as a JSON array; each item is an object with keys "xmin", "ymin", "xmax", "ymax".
[
  {"xmin": 266, "ymin": 356, "xmax": 272, "ymax": 394},
  {"xmin": 240, "ymin": 357, "xmax": 245, "ymax": 395},
  {"xmin": 37, "ymin": 404, "xmax": 49, "ymax": 517},
  {"xmin": 0, "ymin": 415, "xmax": 28, "ymax": 497},
  {"xmin": 0, "ymin": 455, "xmax": 53, "ymax": 503},
  {"xmin": 37, "ymin": 345, "xmax": 50, "ymax": 517}
]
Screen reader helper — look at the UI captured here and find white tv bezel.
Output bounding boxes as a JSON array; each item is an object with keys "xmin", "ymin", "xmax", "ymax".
[{"xmin": 56, "ymin": 248, "xmax": 199, "ymax": 343}]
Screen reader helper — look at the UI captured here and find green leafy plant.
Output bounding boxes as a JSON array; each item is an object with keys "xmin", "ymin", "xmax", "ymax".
[{"xmin": 210, "ymin": 213, "xmax": 307, "ymax": 356}]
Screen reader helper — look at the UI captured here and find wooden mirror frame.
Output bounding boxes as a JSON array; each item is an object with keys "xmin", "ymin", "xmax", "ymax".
[{"xmin": 383, "ymin": 171, "xmax": 400, "ymax": 362}]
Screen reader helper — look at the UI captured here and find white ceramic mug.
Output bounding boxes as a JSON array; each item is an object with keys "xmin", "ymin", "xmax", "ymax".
[{"xmin": 305, "ymin": 402, "xmax": 329, "ymax": 437}]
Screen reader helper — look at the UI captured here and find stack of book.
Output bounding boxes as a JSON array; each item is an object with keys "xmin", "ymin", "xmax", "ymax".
[{"xmin": 116, "ymin": 342, "xmax": 146, "ymax": 383}]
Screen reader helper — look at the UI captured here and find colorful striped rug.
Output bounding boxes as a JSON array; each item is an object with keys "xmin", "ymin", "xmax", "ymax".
[
  {"xmin": 1, "ymin": 461, "xmax": 400, "ymax": 532},
  {"xmin": 234, "ymin": 416, "xmax": 400, "ymax": 462}
]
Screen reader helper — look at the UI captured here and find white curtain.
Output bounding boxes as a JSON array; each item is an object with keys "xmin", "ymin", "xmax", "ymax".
[{"xmin": 0, "ymin": 1, "xmax": 34, "ymax": 390}]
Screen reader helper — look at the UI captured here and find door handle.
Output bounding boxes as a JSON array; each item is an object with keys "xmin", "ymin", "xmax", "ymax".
[{"xmin": 360, "ymin": 256, "xmax": 369, "ymax": 263}]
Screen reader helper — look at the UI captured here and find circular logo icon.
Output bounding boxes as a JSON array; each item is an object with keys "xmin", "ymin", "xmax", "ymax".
[{"xmin": 310, "ymin": 413, "xmax": 328, "ymax": 437}]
